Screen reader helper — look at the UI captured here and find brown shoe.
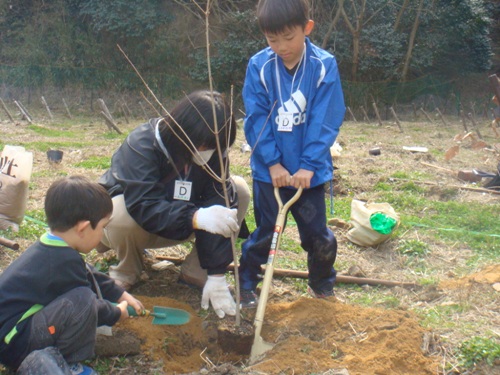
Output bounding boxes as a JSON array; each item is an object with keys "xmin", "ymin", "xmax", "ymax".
[{"xmin": 177, "ymin": 273, "xmax": 205, "ymax": 290}]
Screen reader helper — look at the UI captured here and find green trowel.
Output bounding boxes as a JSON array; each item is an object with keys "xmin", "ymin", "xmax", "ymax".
[{"xmin": 114, "ymin": 304, "xmax": 191, "ymax": 325}]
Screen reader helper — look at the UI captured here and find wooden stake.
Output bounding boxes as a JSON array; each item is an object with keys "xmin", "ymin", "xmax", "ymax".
[
  {"xmin": 346, "ymin": 106, "xmax": 357, "ymax": 122},
  {"xmin": 41, "ymin": 96, "xmax": 53, "ymax": 120},
  {"xmin": 62, "ymin": 98, "xmax": 73, "ymax": 119},
  {"xmin": 17, "ymin": 100, "xmax": 34, "ymax": 122},
  {"xmin": 120, "ymin": 103, "xmax": 130, "ymax": 124},
  {"xmin": 97, "ymin": 98, "xmax": 115, "ymax": 123},
  {"xmin": 360, "ymin": 105, "xmax": 370, "ymax": 123},
  {"xmin": 372, "ymin": 101, "xmax": 383, "ymax": 126},
  {"xmin": 99, "ymin": 111, "xmax": 122, "ymax": 134},
  {"xmin": 122, "ymin": 99, "xmax": 132, "ymax": 118},
  {"xmin": 138, "ymin": 101, "xmax": 149, "ymax": 120},
  {"xmin": 488, "ymin": 74, "xmax": 500, "ymax": 103},
  {"xmin": 436, "ymin": 108, "xmax": 447, "ymax": 126},
  {"xmin": 460, "ymin": 110, "xmax": 469, "ymax": 132},
  {"xmin": 389, "ymin": 106, "xmax": 403, "ymax": 132},
  {"xmin": 13, "ymin": 100, "xmax": 33, "ymax": 123},
  {"xmin": 467, "ymin": 112, "xmax": 483, "ymax": 140},
  {"xmin": 0, "ymin": 98, "xmax": 14, "ymax": 122},
  {"xmin": 420, "ymin": 107, "xmax": 433, "ymax": 123}
]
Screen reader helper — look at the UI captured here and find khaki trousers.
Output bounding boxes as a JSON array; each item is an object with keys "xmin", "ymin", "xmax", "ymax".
[{"xmin": 100, "ymin": 176, "xmax": 250, "ymax": 287}]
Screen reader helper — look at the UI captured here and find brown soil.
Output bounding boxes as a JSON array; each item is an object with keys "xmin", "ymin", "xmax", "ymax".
[
  {"xmin": 1, "ymin": 114, "xmax": 499, "ymax": 375},
  {"xmin": 104, "ymin": 288, "xmax": 439, "ymax": 375}
]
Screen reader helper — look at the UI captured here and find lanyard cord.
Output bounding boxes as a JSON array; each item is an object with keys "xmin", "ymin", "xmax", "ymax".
[
  {"xmin": 275, "ymin": 43, "xmax": 307, "ymax": 109},
  {"xmin": 155, "ymin": 119, "xmax": 190, "ymax": 181}
]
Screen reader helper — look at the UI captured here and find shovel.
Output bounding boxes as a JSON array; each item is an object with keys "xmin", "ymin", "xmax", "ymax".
[
  {"xmin": 114, "ymin": 304, "xmax": 191, "ymax": 325},
  {"xmin": 250, "ymin": 187, "xmax": 303, "ymax": 364}
]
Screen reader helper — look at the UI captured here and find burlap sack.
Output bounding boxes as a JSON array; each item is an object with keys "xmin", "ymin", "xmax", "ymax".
[
  {"xmin": 346, "ymin": 199, "xmax": 399, "ymax": 247},
  {"xmin": 0, "ymin": 145, "xmax": 33, "ymax": 231}
]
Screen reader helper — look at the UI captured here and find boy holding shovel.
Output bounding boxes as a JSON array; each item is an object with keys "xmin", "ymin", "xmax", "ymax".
[
  {"xmin": 239, "ymin": 0, "xmax": 345, "ymax": 306},
  {"xmin": 0, "ymin": 176, "xmax": 144, "ymax": 375}
]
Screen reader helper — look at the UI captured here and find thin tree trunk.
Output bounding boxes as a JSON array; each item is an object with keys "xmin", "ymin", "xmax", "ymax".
[
  {"xmin": 401, "ymin": 0, "xmax": 424, "ymax": 81},
  {"xmin": 341, "ymin": 0, "xmax": 366, "ymax": 80},
  {"xmin": 394, "ymin": 0, "xmax": 410, "ymax": 31},
  {"xmin": 321, "ymin": 0, "xmax": 344, "ymax": 50}
]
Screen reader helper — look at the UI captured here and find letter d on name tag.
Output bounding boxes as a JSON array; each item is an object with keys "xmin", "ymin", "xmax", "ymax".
[
  {"xmin": 277, "ymin": 112, "xmax": 294, "ymax": 132},
  {"xmin": 174, "ymin": 180, "xmax": 192, "ymax": 201}
]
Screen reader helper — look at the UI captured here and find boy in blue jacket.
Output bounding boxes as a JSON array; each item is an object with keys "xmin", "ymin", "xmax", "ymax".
[
  {"xmin": 0, "ymin": 176, "xmax": 144, "ymax": 374},
  {"xmin": 239, "ymin": 0, "xmax": 345, "ymax": 306}
]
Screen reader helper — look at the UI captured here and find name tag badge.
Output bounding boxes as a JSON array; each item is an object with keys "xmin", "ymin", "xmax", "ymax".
[
  {"xmin": 277, "ymin": 112, "xmax": 294, "ymax": 132},
  {"xmin": 174, "ymin": 180, "xmax": 192, "ymax": 201}
]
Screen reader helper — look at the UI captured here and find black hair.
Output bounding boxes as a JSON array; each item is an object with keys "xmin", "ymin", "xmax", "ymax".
[
  {"xmin": 257, "ymin": 0, "xmax": 310, "ymax": 35},
  {"xmin": 45, "ymin": 176, "xmax": 113, "ymax": 232},
  {"xmin": 159, "ymin": 90, "xmax": 237, "ymax": 166}
]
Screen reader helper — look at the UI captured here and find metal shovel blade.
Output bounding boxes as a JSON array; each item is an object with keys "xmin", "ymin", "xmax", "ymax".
[
  {"xmin": 150, "ymin": 306, "xmax": 191, "ymax": 325},
  {"xmin": 250, "ymin": 335, "xmax": 274, "ymax": 364}
]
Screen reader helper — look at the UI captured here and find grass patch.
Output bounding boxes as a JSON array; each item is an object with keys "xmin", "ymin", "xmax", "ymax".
[
  {"xmin": 0, "ymin": 210, "xmax": 48, "ymax": 243},
  {"xmin": 74, "ymin": 156, "xmax": 111, "ymax": 170},
  {"xmin": 23, "ymin": 141, "xmax": 88, "ymax": 152},
  {"xmin": 456, "ymin": 336, "xmax": 500, "ymax": 369},
  {"xmin": 28, "ymin": 124, "xmax": 76, "ymax": 137}
]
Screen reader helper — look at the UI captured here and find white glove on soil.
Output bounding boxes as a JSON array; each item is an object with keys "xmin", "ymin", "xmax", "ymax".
[
  {"xmin": 201, "ymin": 275, "xmax": 236, "ymax": 318},
  {"xmin": 194, "ymin": 205, "xmax": 239, "ymax": 238}
]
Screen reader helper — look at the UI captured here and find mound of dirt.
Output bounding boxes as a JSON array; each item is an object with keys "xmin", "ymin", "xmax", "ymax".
[
  {"xmin": 112, "ymin": 295, "xmax": 438, "ymax": 374},
  {"xmin": 439, "ymin": 264, "xmax": 500, "ymax": 289}
]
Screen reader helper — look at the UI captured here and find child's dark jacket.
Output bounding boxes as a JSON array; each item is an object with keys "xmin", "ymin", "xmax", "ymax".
[{"xmin": 0, "ymin": 233, "xmax": 123, "ymax": 363}]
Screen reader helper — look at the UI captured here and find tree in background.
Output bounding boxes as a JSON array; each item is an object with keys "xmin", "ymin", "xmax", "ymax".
[{"xmin": 0, "ymin": 0, "xmax": 496, "ymax": 106}]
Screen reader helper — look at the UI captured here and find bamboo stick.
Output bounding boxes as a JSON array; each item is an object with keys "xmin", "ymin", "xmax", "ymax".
[{"xmin": 155, "ymin": 256, "xmax": 418, "ymax": 288}]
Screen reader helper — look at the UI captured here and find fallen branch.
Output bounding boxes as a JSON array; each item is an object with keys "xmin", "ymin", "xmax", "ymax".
[
  {"xmin": 0, "ymin": 237, "xmax": 20, "ymax": 250},
  {"xmin": 155, "ymin": 255, "xmax": 418, "ymax": 288},
  {"xmin": 419, "ymin": 162, "xmax": 455, "ymax": 175},
  {"xmin": 390, "ymin": 177, "xmax": 500, "ymax": 195}
]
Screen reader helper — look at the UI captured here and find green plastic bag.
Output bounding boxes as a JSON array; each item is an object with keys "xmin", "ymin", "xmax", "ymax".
[{"xmin": 370, "ymin": 212, "xmax": 397, "ymax": 235}]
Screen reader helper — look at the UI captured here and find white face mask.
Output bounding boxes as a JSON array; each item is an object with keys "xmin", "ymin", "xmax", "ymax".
[{"xmin": 192, "ymin": 149, "xmax": 215, "ymax": 166}]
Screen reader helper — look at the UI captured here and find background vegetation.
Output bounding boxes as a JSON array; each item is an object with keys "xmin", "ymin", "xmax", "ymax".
[{"xmin": 0, "ymin": 0, "xmax": 499, "ymax": 115}]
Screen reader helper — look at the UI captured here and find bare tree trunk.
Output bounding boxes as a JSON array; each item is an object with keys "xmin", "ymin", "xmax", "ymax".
[
  {"xmin": 401, "ymin": 0, "xmax": 424, "ymax": 81},
  {"xmin": 341, "ymin": 0, "xmax": 366, "ymax": 81},
  {"xmin": 394, "ymin": 0, "xmax": 410, "ymax": 31},
  {"xmin": 321, "ymin": 0, "xmax": 344, "ymax": 50}
]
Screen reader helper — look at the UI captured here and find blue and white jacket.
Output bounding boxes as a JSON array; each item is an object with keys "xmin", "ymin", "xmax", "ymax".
[{"xmin": 243, "ymin": 37, "xmax": 345, "ymax": 188}]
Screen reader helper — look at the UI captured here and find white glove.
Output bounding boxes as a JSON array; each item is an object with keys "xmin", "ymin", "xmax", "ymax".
[
  {"xmin": 201, "ymin": 275, "xmax": 236, "ymax": 318},
  {"xmin": 194, "ymin": 205, "xmax": 239, "ymax": 238}
]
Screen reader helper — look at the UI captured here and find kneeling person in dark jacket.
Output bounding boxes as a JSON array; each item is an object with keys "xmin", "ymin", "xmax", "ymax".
[
  {"xmin": 0, "ymin": 176, "xmax": 144, "ymax": 375},
  {"xmin": 98, "ymin": 90, "xmax": 250, "ymax": 319}
]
